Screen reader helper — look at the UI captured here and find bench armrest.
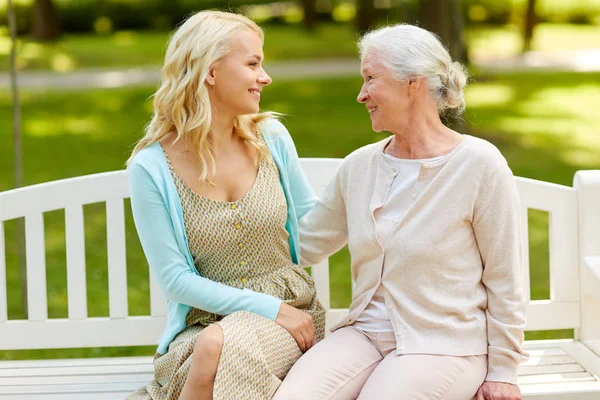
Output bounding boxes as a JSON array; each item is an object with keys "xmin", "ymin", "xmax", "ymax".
[{"xmin": 583, "ymin": 256, "xmax": 600, "ymax": 301}]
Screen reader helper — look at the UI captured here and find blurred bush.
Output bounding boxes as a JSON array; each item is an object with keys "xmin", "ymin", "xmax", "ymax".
[
  {"xmin": 0, "ymin": 0, "xmax": 278, "ymax": 34},
  {"xmin": 0, "ymin": 0, "xmax": 599, "ymax": 36},
  {"xmin": 463, "ymin": 0, "xmax": 600, "ymax": 25}
]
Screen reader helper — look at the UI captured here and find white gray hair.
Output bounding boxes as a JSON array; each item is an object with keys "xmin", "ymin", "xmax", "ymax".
[{"xmin": 358, "ymin": 24, "xmax": 468, "ymax": 115}]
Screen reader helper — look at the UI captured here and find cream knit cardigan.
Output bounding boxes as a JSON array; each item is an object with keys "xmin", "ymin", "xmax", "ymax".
[{"xmin": 299, "ymin": 135, "xmax": 529, "ymax": 384}]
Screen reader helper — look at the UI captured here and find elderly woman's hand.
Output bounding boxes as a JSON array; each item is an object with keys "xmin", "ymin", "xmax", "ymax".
[{"xmin": 476, "ymin": 381, "xmax": 521, "ymax": 400}]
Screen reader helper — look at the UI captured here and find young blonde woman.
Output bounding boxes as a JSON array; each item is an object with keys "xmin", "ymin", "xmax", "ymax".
[{"xmin": 126, "ymin": 11, "xmax": 325, "ymax": 400}]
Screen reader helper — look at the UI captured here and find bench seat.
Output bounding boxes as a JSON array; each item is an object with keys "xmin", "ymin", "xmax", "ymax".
[{"xmin": 1, "ymin": 340, "xmax": 599, "ymax": 399}]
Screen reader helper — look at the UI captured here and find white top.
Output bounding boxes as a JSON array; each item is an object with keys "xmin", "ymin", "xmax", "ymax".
[{"xmin": 354, "ymin": 152, "xmax": 445, "ymax": 332}]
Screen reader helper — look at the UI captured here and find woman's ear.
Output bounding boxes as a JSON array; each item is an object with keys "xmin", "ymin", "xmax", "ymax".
[
  {"xmin": 205, "ymin": 67, "xmax": 216, "ymax": 86},
  {"xmin": 408, "ymin": 76, "xmax": 422, "ymax": 96}
]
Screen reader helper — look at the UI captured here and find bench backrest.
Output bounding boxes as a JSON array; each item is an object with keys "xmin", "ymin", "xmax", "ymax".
[{"xmin": 0, "ymin": 159, "xmax": 590, "ymax": 350}]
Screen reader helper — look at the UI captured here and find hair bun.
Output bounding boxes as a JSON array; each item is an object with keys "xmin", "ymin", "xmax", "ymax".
[{"xmin": 441, "ymin": 61, "xmax": 468, "ymax": 113}]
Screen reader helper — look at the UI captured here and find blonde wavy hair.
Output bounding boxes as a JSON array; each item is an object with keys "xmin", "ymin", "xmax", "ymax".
[{"xmin": 127, "ymin": 10, "xmax": 271, "ymax": 181}]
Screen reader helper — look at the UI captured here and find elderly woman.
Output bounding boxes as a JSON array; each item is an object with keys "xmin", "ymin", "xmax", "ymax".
[{"xmin": 273, "ymin": 24, "xmax": 528, "ymax": 400}]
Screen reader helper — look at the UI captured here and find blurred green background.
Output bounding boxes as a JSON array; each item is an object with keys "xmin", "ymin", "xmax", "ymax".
[{"xmin": 1, "ymin": 0, "xmax": 600, "ymax": 360}]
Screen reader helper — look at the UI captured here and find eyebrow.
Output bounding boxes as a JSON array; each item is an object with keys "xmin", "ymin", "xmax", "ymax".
[{"xmin": 249, "ymin": 54, "xmax": 263, "ymax": 62}]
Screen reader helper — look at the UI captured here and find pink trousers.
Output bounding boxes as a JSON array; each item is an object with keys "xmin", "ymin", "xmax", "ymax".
[{"xmin": 273, "ymin": 326, "xmax": 487, "ymax": 400}]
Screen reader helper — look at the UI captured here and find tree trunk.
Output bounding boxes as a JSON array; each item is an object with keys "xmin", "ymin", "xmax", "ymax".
[
  {"xmin": 523, "ymin": 0, "xmax": 537, "ymax": 52},
  {"xmin": 32, "ymin": 0, "xmax": 61, "ymax": 41},
  {"xmin": 301, "ymin": 0, "xmax": 317, "ymax": 31},
  {"xmin": 8, "ymin": 0, "xmax": 28, "ymax": 319},
  {"xmin": 356, "ymin": 0, "xmax": 376, "ymax": 33},
  {"xmin": 419, "ymin": 0, "xmax": 468, "ymax": 63},
  {"xmin": 419, "ymin": 0, "xmax": 451, "ymax": 47},
  {"xmin": 448, "ymin": 0, "xmax": 469, "ymax": 64}
]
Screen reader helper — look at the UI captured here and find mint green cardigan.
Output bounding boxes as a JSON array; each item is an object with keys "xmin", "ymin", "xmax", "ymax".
[{"xmin": 128, "ymin": 119, "xmax": 316, "ymax": 354}]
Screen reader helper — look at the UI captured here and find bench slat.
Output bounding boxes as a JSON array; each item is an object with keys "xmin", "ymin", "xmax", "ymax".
[
  {"xmin": 0, "ymin": 356, "xmax": 153, "ymax": 370},
  {"xmin": 0, "ymin": 381, "xmax": 145, "ymax": 395},
  {"xmin": 519, "ymin": 372, "xmax": 596, "ymax": 385},
  {"xmin": 149, "ymin": 269, "xmax": 167, "ymax": 318},
  {"xmin": 516, "ymin": 179, "xmax": 580, "ymax": 305},
  {"xmin": 0, "ymin": 363, "xmax": 153, "ymax": 378},
  {"xmin": 526, "ymin": 348, "xmax": 568, "ymax": 357},
  {"xmin": 0, "ymin": 171, "xmax": 129, "ymax": 221},
  {"xmin": 0, "ymin": 222, "xmax": 6, "ymax": 323},
  {"xmin": 65, "ymin": 205, "xmax": 87, "ymax": 319},
  {"xmin": 25, "ymin": 213, "xmax": 47, "ymax": 321},
  {"xmin": 522, "ymin": 354, "xmax": 577, "ymax": 367},
  {"xmin": 311, "ymin": 260, "xmax": 330, "ymax": 310},
  {"xmin": 548, "ymin": 193, "xmax": 580, "ymax": 303},
  {"xmin": 2, "ymin": 372, "xmax": 153, "ymax": 386},
  {"xmin": 106, "ymin": 199, "xmax": 128, "ymax": 319},
  {"xmin": 0, "ymin": 318, "xmax": 165, "ymax": 350},
  {"xmin": 526, "ymin": 301, "xmax": 580, "ymax": 330},
  {"xmin": 520, "ymin": 204, "xmax": 532, "ymax": 302},
  {"xmin": 519, "ymin": 363, "xmax": 585, "ymax": 376},
  {"xmin": 1, "ymin": 394, "xmax": 131, "ymax": 400}
]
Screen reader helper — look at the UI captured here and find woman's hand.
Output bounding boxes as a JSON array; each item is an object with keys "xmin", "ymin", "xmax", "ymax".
[
  {"xmin": 275, "ymin": 303, "xmax": 315, "ymax": 352},
  {"xmin": 476, "ymin": 381, "xmax": 521, "ymax": 400}
]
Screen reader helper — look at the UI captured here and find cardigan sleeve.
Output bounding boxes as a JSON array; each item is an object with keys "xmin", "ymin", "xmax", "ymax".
[
  {"xmin": 128, "ymin": 161, "xmax": 282, "ymax": 321},
  {"xmin": 298, "ymin": 164, "xmax": 349, "ymax": 266},
  {"xmin": 473, "ymin": 164, "xmax": 529, "ymax": 384}
]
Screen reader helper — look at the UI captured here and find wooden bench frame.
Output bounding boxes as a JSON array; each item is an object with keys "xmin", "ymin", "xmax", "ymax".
[{"xmin": 1, "ymin": 159, "xmax": 599, "ymax": 399}]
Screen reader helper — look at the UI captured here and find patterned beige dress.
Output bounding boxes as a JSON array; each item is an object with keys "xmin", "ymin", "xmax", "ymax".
[{"xmin": 127, "ymin": 144, "xmax": 325, "ymax": 400}]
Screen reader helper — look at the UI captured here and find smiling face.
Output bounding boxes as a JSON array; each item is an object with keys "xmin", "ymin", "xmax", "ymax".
[
  {"xmin": 207, "ymin": 29, "xmax": 272, "ymax": 118},
  {"xmin": 357, "ymin": 50, "xmax": 412, "ymax": 133}
]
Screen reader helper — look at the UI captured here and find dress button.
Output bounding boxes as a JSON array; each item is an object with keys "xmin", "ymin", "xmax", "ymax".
[
  {"xmin": 241, "ymin": 278, "xmax": 248, "ymax": 283},
  {"xmin": 231, "ymin": 204, "xmax": 237, "ymax": 210},
  {"xmin": 411, "ymin": 193, "xmax": 417, "ymax": 199},
  {"xmin": 235, "ymin": 223, "xmax": 242, "ymax": 230},
  {"xmin": 238, "ymin": 243, "xmax": 244, "ymax": 249},
  {"xmin": 388, "ymin": 305, "xmax": 393, "ymax": 311},
  {"xmin": 240, "ymin": 261, "xmax": 246, "ymax": 266},
  {"xmin": 423, "ymin": 163, "xmax": 429, "ymax": 169}
]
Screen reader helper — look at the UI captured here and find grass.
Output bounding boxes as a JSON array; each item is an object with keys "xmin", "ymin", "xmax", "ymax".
[
  {"xmin": 1, "ymin": 23, "xmax": 599, "ymax": 72},
  {"xmin": 2, "ymin": 71, "xmax": 600, "ymax": 360}
]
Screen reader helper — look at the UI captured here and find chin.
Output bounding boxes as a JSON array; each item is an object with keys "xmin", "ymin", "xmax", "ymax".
[
  {"xmin": 371, "ymin": 123, "xmax": 383, "ymax": 133},
  {"xmin": 238, "ymin": 106, "xmax": 260, "ymax": 116}
]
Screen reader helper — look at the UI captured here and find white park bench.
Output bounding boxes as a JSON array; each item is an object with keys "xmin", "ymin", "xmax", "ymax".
[{"xmin": 1, "ymin": 159, "xmax": 599, "ymax": 399}]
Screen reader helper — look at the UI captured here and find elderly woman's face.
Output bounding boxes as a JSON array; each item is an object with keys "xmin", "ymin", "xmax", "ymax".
[{"xmin": 357, "ymin": 51, "xmax": 410, "ymax": 133}]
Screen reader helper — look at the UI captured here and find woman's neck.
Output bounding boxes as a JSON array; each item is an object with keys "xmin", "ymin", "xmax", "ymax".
[{"xmin": 385, "ymin": 116, "xmax": 462, "ymax": 160}]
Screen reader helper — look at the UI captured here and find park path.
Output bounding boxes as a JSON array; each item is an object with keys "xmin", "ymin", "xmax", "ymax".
[{"xmin": 1, "ymin": 49, "xmax": 599, "ymax": 90}]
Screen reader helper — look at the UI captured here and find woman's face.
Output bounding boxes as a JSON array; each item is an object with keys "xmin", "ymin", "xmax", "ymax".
[
  {"xmin": 357, "ymin": 50, "xmax": 412, "ymax": 133},
  {"xmin": 208, "ymin": 29, "xmax": 272, "ymax": 118}
]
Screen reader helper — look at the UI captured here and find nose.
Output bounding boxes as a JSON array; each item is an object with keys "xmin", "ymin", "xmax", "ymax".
[
  {"xmin": 259, "ymin": 68, "xmax": 272, "ymax": 86},
  {"xmin": 357, "ymin": 83, "xmax": 368, "ymax": 103}
]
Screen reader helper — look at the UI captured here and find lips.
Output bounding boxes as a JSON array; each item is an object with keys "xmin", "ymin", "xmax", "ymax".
[{"xmin": 249, "ymin": 88, "xmax": 261, "ymax": 99}]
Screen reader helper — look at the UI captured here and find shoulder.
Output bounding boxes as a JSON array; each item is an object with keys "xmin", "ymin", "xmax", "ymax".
[
  {"xmin": 460, "ymin": 135, "xmax": 509, "ymax": 175},
  {"xmin": 339, "ymin": 136, "xmax": 387, "ymax": 171},
  {"xmin": 260, "ymin": 118, "xmax": 294, "ymax": 152},
  {"xmin": 128, "ymin": 142, "xmax": 163, "ymax": 171},
  {"xmin": 259, "ymin": 118, "xmax": 298, "ymax": 166},
  {"xmin": 127, "ymin": 143, "xmax": 165, "ymax": 187}
]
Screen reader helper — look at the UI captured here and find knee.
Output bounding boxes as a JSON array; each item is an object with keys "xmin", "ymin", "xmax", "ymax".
[{"xmin": 192, "ymin": 324, "xmax": 223, "ymax": 361}]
